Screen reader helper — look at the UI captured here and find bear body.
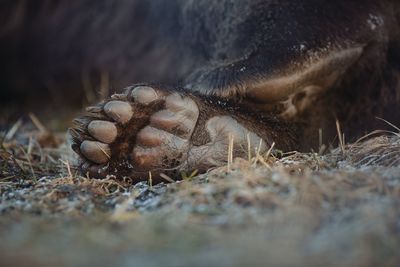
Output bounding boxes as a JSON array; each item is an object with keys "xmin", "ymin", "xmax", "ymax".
[{"xmin": 1, "ymin": 0, "xmax": 400, "ymax": 180}]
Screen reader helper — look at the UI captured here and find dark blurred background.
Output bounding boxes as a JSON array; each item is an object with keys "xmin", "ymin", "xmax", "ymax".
[{"xmin": 0, "ymin": 0, "xmax": 187, "ymax": 115}]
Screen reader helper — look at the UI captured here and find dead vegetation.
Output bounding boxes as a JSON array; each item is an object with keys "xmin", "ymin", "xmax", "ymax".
[{"xmin": 0, "ymin": 115, "xmax": 400, "ymax": 267}]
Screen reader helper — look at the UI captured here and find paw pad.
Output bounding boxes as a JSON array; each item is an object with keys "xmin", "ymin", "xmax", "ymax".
[
  {"xmin": 131, "ymin": 86, "xmax": 159, "ymax": 104},
  {"xmin": 87, "ymin": 120, "xmax": 117, "ymax": 144},
  {"xmin": 80, "ymin": 140, "xmax": 111, "ymax": 164},
  {"xmin": 104, "ymin": 101, "xmax": 133, "ymax": 124}
]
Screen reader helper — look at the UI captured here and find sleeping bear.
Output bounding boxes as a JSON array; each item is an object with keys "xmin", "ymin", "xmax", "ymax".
[{"xmin": 1, "ymin": 0, "xmax": 399, "ymax": 182}]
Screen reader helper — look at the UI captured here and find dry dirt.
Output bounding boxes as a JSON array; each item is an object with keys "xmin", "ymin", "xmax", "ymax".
[{"xmin": 0, "ymin": 114, "xmax": 399, "ymax": 267}]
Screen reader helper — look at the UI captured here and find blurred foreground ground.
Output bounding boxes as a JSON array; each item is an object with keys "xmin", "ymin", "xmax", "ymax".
[{"xmin": 0, "ymin": 114, "xmax": 399, "ymax": 267}]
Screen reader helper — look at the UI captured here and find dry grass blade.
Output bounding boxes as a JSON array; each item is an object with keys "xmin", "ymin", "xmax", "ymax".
[
  {"xmin": 265, "ymin": 142, "xmax": 275, "ymax": 159},
  {"xmin": 227, "ymin": 134, "xmax": 234, "ymax": 172},
  {"xmin": 351, "ymin": 129, "xmax": 399, "ymax": 147},
  {"xmin": 19, "ymin": 146, "xmax": 37, "ymax": 181},
  {"xmin": 60, "ymin": 160, "xmax": 74, "ymax": 180},
  {"xmin": 5, "ymin": 118, "xmax": 22, "ymax": 141},
  {"xmin": 252, "ymin": 139, "xmax": 265, "ymax": 167},
  {"xmin": 29, "ymin": 113, "xmax": 47, "ymax": 133},
  {"xmin": 247, "ymin": 133, "xmax": 251, "ymax": 161},
  {"xmin": 376, "ymin": 117, "xmax": 400, "ymax": 135},
  {"xmin": 159, "ymin": 173, "xmax": 175, "ymax": 183},
  {"xmin": 96, "ymin": 143, "xmax": 111, "ymax": 159},
  {"xmin": 148, "ymin": 171, "xmax": 153, "ymax": 188},
  {"xmin": 336, "ymin": 119, "xmax": 345, "ymax": 155}
]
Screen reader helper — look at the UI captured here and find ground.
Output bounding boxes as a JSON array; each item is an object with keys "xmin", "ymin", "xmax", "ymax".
[{"xmin": 0, "ymin": 112, "xmax": 400, "ymax": 267}]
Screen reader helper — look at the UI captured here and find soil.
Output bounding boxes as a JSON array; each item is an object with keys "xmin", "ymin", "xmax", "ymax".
[{"xmin": 0, "ymin": 113, "xmax": 399, "ymax": 267}]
